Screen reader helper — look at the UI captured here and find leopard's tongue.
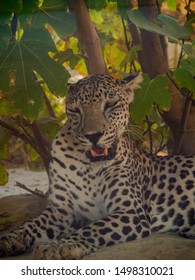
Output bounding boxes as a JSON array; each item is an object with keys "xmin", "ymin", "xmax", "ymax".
[{"xmin": 90, "ymin": 147, "xmax": 108, "ymax": 158}]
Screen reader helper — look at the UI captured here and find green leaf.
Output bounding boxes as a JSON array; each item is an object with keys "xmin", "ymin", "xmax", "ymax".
[
  {"xmin": 180, "ymin": 58, "xmax": 195, "ymax": 75},
  {"xmin": 158, "ymin": 14, "xmax": 192, "ymax": 41},
  {"xmin": 0, "ymin": 98, "xmax": 16, "ymax": 115},
  {"xmin": 0, "ymin": 162, "xmax": 8, "ymax": 186},
  {"xmin": 117, "ymin": 0, "xmax": 128, "ymax": 19},
  {"xmin": 26, "ymin": 144, "xmax": 40, "ymax": 162},
  {"xmin": 127, "ymin": 10, "xmax": 191, "ymax": 43},
  {"xmin": 54, "ymin": 49, "xmax": 80, "ymax": 69},
  {"xmin": 41, "ymin": 0, "xmax": 69, "ymax": 12},
  {"xmin": 164, "ymin": 0, "xmax": 177, "ymax": 11},
  {"xmin": 188, "ymin": 12, "xmax": 195, "ymax": 24},
  {"xmin": 0, "ymin": 143, "xmax": 8, "ymax": 159},
  {"xmin": 0, "ymin": 0, "xmax": 22, "ymax": 14},
  {"xmin": 0, "ymin": 123, "xmax": 12, "ymax": 177},
  {"xmin": 0, "ymin": 125, "xmax": 11, "ymax": 157},
  {"xmin": 86, "ymin": 0, "xmax": 108, "ymax": 10},
  {"xmin": 182, "ymin": 42, "xmax": 195, "ymax": 59},
  {"xmin": 21, "ymin": 0, "xmax": 40, "ymax": 13},
  {"xmin": 0, "ymin": 15, "xmax": 11, "ymax": 25},
  {"xmin": 0, "ymin": 27, "xmax": 69, "ymax": 118},
  {"xmin": 37, "ymin": 116, "xmax": 61, "ymax": 141},
  {"xmin": 33, "ymin": 0, "xmax": 76, "ymax": 39},
  {"xmin": 120, "ymin": 45, "xmax": 141, "ymax": 69},
  {"xmin": 173, "ymin": 57, "xmax": 195, "ymax": 94},
  {"xmin": 0, "ymin": 25, "xmax": 11, "ymax": 54},
  {"xmin": 17, "ymin": 0, "xmax": 40, "ymax": 25},
  {"xmin": 131, "ymin": 75, "xmax": 171, "ymax": 123},
  {"xmin": 90, "ymin": 9, "xmax": 104, "ymax": 24}
]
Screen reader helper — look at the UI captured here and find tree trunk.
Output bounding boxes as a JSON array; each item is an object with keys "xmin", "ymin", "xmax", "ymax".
[
  {"xmin": 69, "ymin": 0, "xmax": 107, "ymax": 75},
  {"xmin": 135, "ymin": 0, "xmax": 195, "ymax": 155}
]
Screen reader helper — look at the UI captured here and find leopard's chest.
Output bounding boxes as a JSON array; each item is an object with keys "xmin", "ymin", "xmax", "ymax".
[{"xmin": 49, "ymin": 144, "xmax": 107, "ymax": 220}]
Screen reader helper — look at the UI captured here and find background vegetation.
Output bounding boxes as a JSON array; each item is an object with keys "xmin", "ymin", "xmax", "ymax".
[{"xmin": 0, "ymin": 0, "xmax": 195, "ymax": 185}]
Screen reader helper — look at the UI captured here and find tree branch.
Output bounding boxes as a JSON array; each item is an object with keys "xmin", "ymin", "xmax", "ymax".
[
  {"xmin": 69, "ymin": 0, "xmax": 107, "ymax": 75},
  {"xmin": 27, "ymin": 121, "xmax": 50, "ymax": 173},
  {"xmin": 0, "ymin": 118, "xmax": 50, "ymax": 172},
  {"xmin": 0, "ymin": 119, "xmax": 37, "ymax": 151},
  {"xmin": 134, "ymin": 0, "xmax": 193, "ymax": 154}
]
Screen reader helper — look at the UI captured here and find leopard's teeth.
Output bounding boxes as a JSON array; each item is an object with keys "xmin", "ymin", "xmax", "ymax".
[
  {"xmin": 104, "ymin": 148, "xmax": 108, "ymax": 156},
  {"xmin": 90, "ymin": 149, "xmax": 97, "ymax": 157}
]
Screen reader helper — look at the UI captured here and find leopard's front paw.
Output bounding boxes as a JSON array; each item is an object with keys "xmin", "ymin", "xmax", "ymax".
[
  {"xmin": 0, "ymin": 232, "xmax": 26, "ymax": 257},
  {"xmin": 34, "ymin": 240, "xmax": 96, "ymax": 260}
]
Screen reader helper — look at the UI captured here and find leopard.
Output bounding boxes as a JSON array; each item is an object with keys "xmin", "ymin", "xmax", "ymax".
[{"xmin": 0, "ymin": 74, "xmax": 194, "ymax": 259}]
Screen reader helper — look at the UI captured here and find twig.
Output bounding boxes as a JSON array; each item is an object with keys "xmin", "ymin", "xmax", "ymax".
[
  {"xmin": 145, "ymin": 115, "xmax": 154, "ymax": 154},
  {"xmin": 15, "ymin": 181, "xmax": 45, "ymax": 198},
  {"xmin": 176, "ymin": 39, "xmax": 185, "ymax": 69},
  {"xmin": 33, "ymin": 72, "xmax": 56, "ymax": 118},
  {"xmin": 155, "ymin": 133, "xmax": 166, "ymax": 155},
  {"xmin": 121, "ymin": 17, "xmax": 130, "ymax": 51}
]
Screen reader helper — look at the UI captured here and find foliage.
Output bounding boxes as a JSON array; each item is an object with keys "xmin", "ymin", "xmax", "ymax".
[
  {"xmin": 131, "ymin": 75, "xmax": 171, "ymax": 123},
  {"xmin": 127, "ymin": 10, "xmax": 192, "ymax": 43},
  {"xmin": 0, "ymin": 0, "xmax": 76, "ymax": 119},
  {"xmin": 0, "ymin": 0, "xmax": 76, "ymax": 184},
  {"xmin": 173, "ymin": 43, "xmax": 195, "ymax": 96},
  {"xmin": 0, "ymin": 0, "xmax": 195, "ymax": 185}
]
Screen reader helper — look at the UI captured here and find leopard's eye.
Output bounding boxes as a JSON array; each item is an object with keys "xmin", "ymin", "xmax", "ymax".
[
  {"xmin": 67, "ymin": 107, "xmax": 81, "ymax": 115},
  {"xmin": 104, "ymin": 100, "xmax": 120, "ymax": 111}
]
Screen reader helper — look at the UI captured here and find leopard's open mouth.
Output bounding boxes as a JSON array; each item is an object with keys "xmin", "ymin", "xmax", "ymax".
[{"xmin": 86, "ymin": 145, "xmax": 117, "ymax": 162}]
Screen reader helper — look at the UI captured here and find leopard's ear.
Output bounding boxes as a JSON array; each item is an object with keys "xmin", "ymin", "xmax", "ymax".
[
  {"xmin": 118, "ymin": 73, "xmax": 143, "ymax": 103},
  {"xmin": 67, "ymin": 83, "xmax": 75, "ymax": 93},
  {"xmin": 66, "ymin": 82, "xmax": 77, "ymax": 105},
  {"xmin": 123, "ymin": 73, "xmax": 143, "ymax": 90}
]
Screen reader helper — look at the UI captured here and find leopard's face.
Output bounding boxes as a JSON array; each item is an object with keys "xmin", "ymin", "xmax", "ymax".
[{"xmin": 66, "ymin": 74, "xmax": 142, "ymax": 162}]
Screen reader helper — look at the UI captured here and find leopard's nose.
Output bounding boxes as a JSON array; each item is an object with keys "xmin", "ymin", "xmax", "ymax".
[{"xmin": 85, "ymin": 132, "xmax": 104, "ymax": 145}]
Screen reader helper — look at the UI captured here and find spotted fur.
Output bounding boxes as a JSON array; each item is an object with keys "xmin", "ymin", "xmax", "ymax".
[{"xmin": 0, "ymin": 74, "xmax": 194, "ymax": 259}]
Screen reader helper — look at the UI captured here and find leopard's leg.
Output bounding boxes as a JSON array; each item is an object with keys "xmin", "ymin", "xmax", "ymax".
[
  {"xmin": 34, "ymin": 170, "xmax": 151, "ymax": 259},
  {"xmin": 34, "ymin": 206, "xmax": 151, "ymax": 259},
  {"xmin": 0, "ymin": 204, "xmax": 74, "ymax": 257}
]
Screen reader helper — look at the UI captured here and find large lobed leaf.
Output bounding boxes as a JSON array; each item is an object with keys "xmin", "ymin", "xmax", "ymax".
[
  {"xmin": 32, "ymin": 0, "xmax": 76, "ymax": 40},
  {"xmin": 128, "ymin": 10, "xmax": 192, "ymax": 43},
  {"xmin": 0, "ymin": 0, "xmax": 22, "ymax": 14},
  {"xmin": 131, "ymin": 75, "xmax": 171, "ymax": 123},
  {"xmin": 173, "ymin": 58, "xmax": 195, "ymax": 95},
  {"xmin": 0, "ymin": 27, "xmax": 69, "ymax": 118},
  {"xmin": 0, "ymin": 25, "xmax": 11, "ymax": 54}
]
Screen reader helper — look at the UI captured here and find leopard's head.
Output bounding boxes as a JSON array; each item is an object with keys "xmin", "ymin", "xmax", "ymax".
[{"xmin": 66, "ymin": 74, "xmax": 142, "ymax": 162}]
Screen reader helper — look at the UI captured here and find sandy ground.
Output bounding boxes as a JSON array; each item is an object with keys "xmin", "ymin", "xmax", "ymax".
[{"xmin": 0, "ymin": 168, "xmax": 48, "ymax": 197}]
